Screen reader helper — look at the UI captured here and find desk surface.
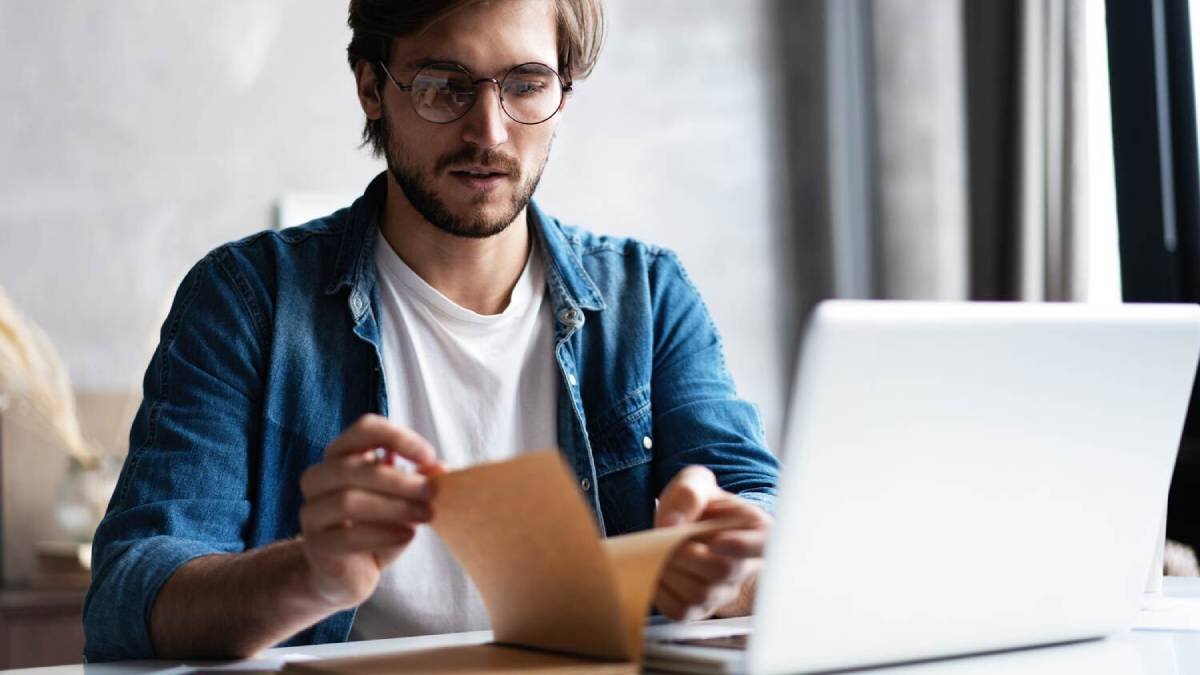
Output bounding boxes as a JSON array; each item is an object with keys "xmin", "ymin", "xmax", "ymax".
[{"xmin": 16, "ymin": 578, "xmax": 1200, "ymax": 675}]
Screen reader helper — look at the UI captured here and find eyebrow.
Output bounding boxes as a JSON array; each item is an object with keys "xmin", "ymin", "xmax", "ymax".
[
  {"xmin": 403, "ymin": 57, "xmax": 466, "ymax": 70},
  {"xmin": 401, "ymin": 57, "xmax": 552, "ymax": 75}
]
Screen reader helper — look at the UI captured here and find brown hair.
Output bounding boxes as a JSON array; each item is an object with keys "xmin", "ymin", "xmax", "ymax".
[{"xmin": 346, "ymin": 0, "xmax": 605, "ymax": 156}]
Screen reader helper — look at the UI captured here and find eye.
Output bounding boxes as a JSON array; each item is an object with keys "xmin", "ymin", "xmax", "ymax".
[
  {"xmin": 444, "ymin": 78, "xmax": 475, "ymax": 95},
  {"xmin": 413, "ymin": 66, "xmax": 475, "ymax": 108},
  {"xmin": 504, "ymin": 79, "xmax": 548, "ymax": 97}
]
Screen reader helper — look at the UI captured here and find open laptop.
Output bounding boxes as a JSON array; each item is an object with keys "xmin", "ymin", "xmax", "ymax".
[{"xmin": 644, "ymin": 300, "xmax": 1200, "ymax": 674}]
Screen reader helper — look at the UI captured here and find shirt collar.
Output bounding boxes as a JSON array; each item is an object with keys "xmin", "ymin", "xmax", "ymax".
[
  {"xmin": 324, "ymin": 173, "xmax": 385, "ymax": 323},
  {"xmin": 527, "ymin": 199, "xmax": 606, "ymax": 313}
]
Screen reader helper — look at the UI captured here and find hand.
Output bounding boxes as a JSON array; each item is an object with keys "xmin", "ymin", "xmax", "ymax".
[
  {"xmin": 653, "ymin": 466, "xmax": 772, "ymax": 622},
  {"xmin": 298, "ymin": 414, "xmax": 445, "ymax": 610},
  {"xmin": 1166, "ymin": 539, "xmax": 1200, "ymax": 576}
]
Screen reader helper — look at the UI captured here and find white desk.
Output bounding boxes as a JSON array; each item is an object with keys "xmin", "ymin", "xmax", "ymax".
[{"xmin": 14, "ymin": 578, "xmax": 1200, "ymax": 675}]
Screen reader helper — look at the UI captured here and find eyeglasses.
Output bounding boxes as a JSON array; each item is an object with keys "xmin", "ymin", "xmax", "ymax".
[{"xmin": 378, "ymin": 61, "xmax": 572, "ymax": 125}]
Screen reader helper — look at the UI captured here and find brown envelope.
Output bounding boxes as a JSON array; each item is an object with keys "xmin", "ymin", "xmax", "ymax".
[
  {"xmin": 286, "ymin": 450, "xmax": 739, "ymax": 674},
  {"xmin": 431, "ymin": 450, "xmax": 737, "ymax": 662}
]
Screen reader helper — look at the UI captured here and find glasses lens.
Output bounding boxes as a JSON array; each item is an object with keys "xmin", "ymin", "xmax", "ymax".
[
  {"xmin": 411, "ymin": 65, "xmax": 475, "ymax": 123},
  {"xmin": 500, "ymin": 64, "xmax": 563, "ymax": 124}
]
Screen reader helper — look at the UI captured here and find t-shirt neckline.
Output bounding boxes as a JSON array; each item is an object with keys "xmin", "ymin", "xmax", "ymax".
[{"xmin": 374, "ymin": 228, "xmax": 545, "ymax": 329}]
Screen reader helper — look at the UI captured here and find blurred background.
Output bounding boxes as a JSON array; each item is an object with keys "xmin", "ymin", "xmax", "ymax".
[{"xmin": 1, "ymin": 0, "xmax": 1198, "ymax": 666}]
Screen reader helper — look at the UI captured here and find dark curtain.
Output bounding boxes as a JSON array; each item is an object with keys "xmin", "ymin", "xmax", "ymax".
[{"xmin": 1107, "ymin": 0, "xmax": 1200, "ymax": 553}]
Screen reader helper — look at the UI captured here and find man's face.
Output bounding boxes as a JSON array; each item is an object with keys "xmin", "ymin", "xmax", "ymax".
[{"xmin": 363, "ymin": 0, "xmax": 562, "ymax": 239}]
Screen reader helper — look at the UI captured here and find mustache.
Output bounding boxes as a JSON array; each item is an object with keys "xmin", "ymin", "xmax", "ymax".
[{"xmin": 435, "ymin": 147, "xmax": 521, "ymax": 175}]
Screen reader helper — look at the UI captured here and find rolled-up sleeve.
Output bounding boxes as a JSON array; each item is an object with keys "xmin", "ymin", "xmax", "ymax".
[
  {"xmin": 647, "ymin": 250, "xmax": 781, "ymax": 512},
  {"xmin": 84, "ymin": 249, "xmax": 264, "ymax": 661}
]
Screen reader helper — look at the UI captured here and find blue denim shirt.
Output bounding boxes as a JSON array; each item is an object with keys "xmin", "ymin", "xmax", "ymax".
[{"xmin": 83, "ymin": 173, "xmax": 780, "ymax": 662}]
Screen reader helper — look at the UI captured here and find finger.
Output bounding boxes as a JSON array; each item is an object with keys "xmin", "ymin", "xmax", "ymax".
[
  {"xmin": 301, "ymin": 454, "xmax": 436, "ymax": 502},
  {"xmin": 654, "ymin": 582, "xmax": 691, "ymax": 622},
  {"xmin": 707, "ymin": 529, "xmax": 768, "ymax": 559},
  {"xmin": 660, "ymin": 566, "xmax": 719, "ymax": 609},
  {"xmin": 659, "ymin": 569, "xmax": 735, "ymax": 622},
  {"xmin": 699, "ymin": 495, "xmax": 772, "ymax": 528},
  {"xmin": 325, "ymin": 414, "xmax": 439, "ymax": 467},
  {"xmin": 656, "ymin": 466, "xmax": 721, "ymax": 527},
  {"xmin": 301, "ymin": 490, "xmax": 433, "ymax": 533},
  {"xmin": 418, "ymin": 462, "xmax": 448, "ymax": 478},
  {"xmin": 669, "ymin": 541, "xmax": 740, "ymax": 583},
  {"xmin": 373, "ymin": 543, "xmax": 411, "ymax": 570},
  {"xmin": 307, "ymin": 523, "xmax": 415, "ymax": 554}
]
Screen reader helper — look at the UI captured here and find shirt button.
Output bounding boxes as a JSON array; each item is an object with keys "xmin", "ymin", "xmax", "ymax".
[
  {"xmin": 580, "ymin": 477, "xmax": 591, "ymax": 491},
  {"xmin": 567, "ymin": 373, "xmax": 578, "ymax": 387},
  {"xmin": 558, "ymin": 308, "xmax": 584, "ymax": 326},
  {"xmin": 643, "ymin": 436, "xmax": 653, "ymax": 450}
]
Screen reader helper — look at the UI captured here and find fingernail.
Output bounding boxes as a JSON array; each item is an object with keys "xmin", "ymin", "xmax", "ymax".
[{"xmin": 661, "ymin": 512, "xmax": 683, "ymax": 527}]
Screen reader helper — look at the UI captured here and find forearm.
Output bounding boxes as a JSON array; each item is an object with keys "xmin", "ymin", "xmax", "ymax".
[{"xmin": 150, "ymin": 538, "xmax": 340, "ymax": 659}]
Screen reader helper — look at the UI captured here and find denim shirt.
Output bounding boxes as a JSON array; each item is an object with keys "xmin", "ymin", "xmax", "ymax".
[{"xmin": 83, "ymin": 172, "xmax": 780, "ymax": 662}]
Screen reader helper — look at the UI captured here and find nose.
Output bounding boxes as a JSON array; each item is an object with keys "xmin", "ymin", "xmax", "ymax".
[{"xmin": 460, "ymin": 82, "xmax": 510, "ymax": 149}]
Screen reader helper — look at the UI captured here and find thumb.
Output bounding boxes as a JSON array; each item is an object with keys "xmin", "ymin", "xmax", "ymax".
[{"xmin": 656, "ymin": 466, "xmax": 720, "ymax": 528}]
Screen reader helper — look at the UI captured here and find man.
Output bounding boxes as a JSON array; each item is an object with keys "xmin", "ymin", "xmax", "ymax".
[{"xmin": 83, "ymin": 0, "xmax": 779, "ymax": 661}]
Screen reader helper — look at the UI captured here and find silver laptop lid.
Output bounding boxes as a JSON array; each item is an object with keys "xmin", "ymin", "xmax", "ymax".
[{"xmin": 750, "ymin": 301, "xmax": 1200, "ymax": 675}]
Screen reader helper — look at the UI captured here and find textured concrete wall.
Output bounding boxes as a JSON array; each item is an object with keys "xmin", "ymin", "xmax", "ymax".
[
  {"xmin": 0, "ymin": 1, "xmax": 790, "ymax": 448},
  {"xmin": 537, "ymin": 1, "xmax": 790, "ymax": 445},
  {"xmin": 0, "ymin": 1, "xmax": 381, "ymax": 390}
]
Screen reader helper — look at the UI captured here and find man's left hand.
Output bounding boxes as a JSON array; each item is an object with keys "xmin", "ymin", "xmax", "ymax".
[{"xmin": 653, "ymin": 466, "xmax": 773, "ymax": 621}]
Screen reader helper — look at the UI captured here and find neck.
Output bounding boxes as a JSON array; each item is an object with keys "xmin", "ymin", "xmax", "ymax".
[{"xmin": 379, "ymin": 174, "xmax": 531, "ymax": 316}]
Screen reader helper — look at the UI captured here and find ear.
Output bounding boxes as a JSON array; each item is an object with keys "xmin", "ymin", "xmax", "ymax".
[{"xmin": 355, "ymin": 60, "xmax": 383, "ymax": 120}]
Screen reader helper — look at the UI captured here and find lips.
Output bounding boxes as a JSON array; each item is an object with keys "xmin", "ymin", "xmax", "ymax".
[
  {"xmin": 446, "ymin": 165, "xmax": 512, "ymax": 191},
  {"xmin": 449, "ymin": 166, "xmax": 509, "ymax": 178}
]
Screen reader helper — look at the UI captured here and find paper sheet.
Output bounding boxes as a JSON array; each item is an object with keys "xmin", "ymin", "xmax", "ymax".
[
  {"xmin": 284, "ymin": 643, "xmax": 636, "ymax": 674},
  {"xmin": 285, "ymin": 450, "xmax": 738, "ymax": 673},
  {"xmin": 430, "ymin": 450, "xmax": 738, "ymax": 662},
  {"xmin": 1136, "ymin": 594, "xmax": 1200, "ymax": 631},
  {"xmin": 164, "ymin": 653, "xmax": 317, "ymax": 675}
]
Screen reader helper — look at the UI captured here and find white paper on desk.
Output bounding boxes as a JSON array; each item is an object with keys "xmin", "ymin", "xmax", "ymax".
[
  {"xmin": 1135, "ymin": 594, "xmax": 1200, "ymax": 631},
  {"xmin": 153, "ymin": 653, "xmax": 317, "ymax": 675}
]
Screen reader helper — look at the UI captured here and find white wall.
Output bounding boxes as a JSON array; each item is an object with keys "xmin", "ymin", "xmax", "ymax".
[
  {"xmin": 0, "ymin": 1, "xmax": 380, "ymax": 393},
  {"xmin": 0, "ymin": 1, "xmax": 790, "ymax": 449}
]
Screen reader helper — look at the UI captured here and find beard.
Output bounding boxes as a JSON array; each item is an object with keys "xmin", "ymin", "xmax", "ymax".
[{"xmin": 379, "ymin": 112, "xmax": 551, "ymax": 239}]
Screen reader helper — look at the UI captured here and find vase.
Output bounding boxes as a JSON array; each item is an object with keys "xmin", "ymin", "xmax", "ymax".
[{"xmin": 53, "ymin": 455, "xmax": 121, "ymax": 543}]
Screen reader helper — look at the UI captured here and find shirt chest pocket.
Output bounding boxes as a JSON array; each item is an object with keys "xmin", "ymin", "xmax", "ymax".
[
  {"xmin": 589, "ymin": 386, "xmax": 656, "ymax": 535},
  {"xmin": 590, "ymin": 385, "xmax": 654, "ymax": 476}
]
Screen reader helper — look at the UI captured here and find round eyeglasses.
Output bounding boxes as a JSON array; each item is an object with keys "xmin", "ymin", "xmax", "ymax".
[{"xmin": 378, "ymin": 61, "xmax": 572, "ymax": 125}]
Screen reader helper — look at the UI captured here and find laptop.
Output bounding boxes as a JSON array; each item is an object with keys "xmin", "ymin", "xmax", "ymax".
[{"xmin": 644, "ymin": 300, "xmax": 1200, "ymax": 674}]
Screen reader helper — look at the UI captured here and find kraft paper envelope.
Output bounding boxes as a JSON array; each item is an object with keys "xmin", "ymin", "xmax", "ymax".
[
  {"xmin": 431, "ymin": 450, "xmax": 737, "ymax": 662},
  {"xmin": 287, "ymin": 450, "xmax": 739, "ymax": 674}
]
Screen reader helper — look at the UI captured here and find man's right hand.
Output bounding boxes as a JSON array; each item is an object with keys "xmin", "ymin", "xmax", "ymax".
[{"xmin": 298, "ymin": 414, "xmax": 444, "ymax": 609}]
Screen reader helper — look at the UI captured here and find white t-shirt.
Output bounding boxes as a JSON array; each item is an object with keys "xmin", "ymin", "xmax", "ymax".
[{"xmin": 349, "ymin": 229, "xmax": 559, "ymax": 640}]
